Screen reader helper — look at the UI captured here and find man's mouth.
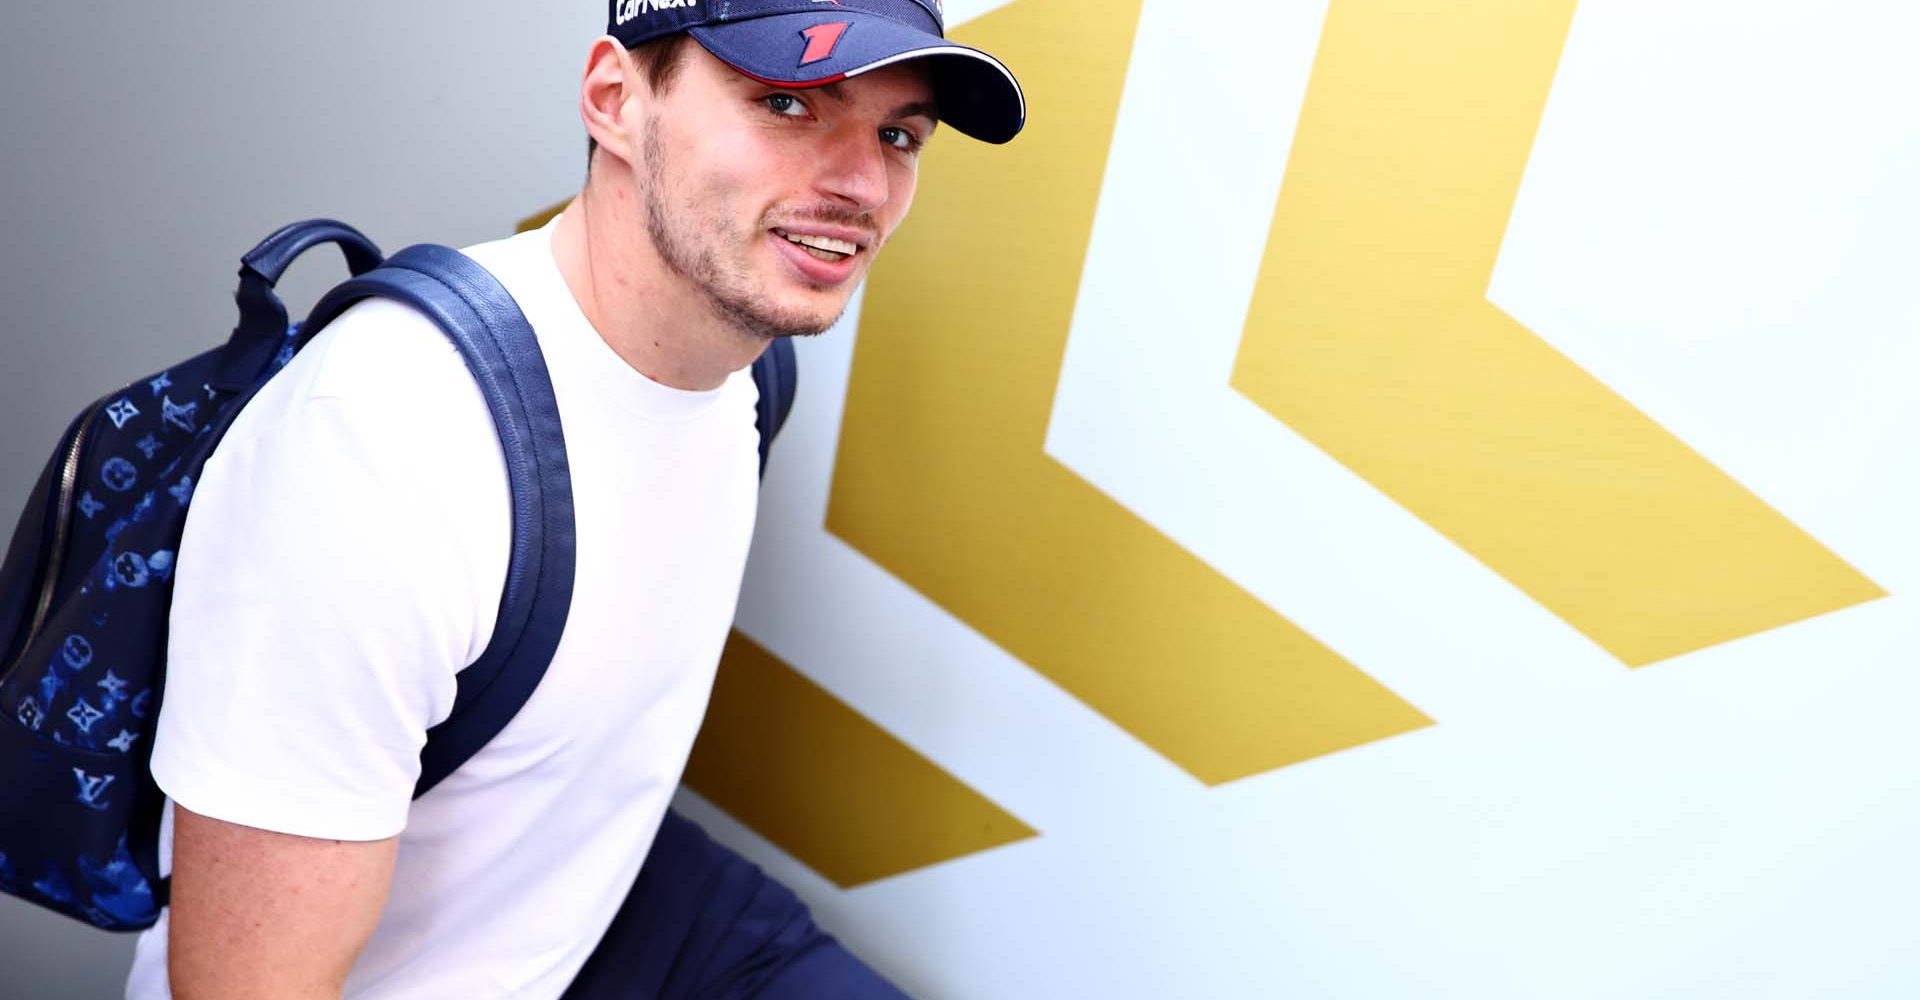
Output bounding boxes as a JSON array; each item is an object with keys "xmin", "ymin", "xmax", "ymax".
[{"xmin": 773, "ymin": 228, "xmax": 860, "ymax": 263}]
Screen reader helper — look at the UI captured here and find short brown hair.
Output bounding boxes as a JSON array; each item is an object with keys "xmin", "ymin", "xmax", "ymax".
[{"xmin": 586, "ymin": 34, "xmax": 696, "ymax": 166}]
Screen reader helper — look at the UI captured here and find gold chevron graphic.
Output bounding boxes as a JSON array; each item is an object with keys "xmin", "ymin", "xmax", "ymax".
[
  {"xmin": 829, "ymin": 0, "xmax": 1433, "ymax": 787},
  {"xmin": 683, "ymin": 632, "xmax": 1036, "ymax": 887},
  {"xmin": 522, "ymin": 0, "xmax": 1883, "ymax": 887},
  {"xmin": 1230, "ymin": 0, "xmax": 1884, "ymax": 665}
]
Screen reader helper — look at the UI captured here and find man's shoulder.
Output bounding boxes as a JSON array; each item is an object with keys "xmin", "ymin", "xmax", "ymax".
[
  {"xmin": 208, "ymin": 294, "xmax": 504, "ymax": 503},
  {"xmin": 299, "ymin": 297, "xmax": 473, "ymax": 407},
  {"xmin": 212, "ymin": 292, "xmax": 492, "ymax": 452},
  {"xmin": 298, "ymin": 225, "xmax": 555, "ymax": 412}
]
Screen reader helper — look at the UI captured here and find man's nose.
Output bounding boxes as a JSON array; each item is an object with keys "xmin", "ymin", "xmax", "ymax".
[{"xmin": 812, "ymin": 120, "xmax": 888, "ymax": 213}]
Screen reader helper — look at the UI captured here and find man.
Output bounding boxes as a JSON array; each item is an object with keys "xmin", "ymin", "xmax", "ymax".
[{"xmin": 124, "ymin": 2, "xmax": 1022, "ymax": 997}]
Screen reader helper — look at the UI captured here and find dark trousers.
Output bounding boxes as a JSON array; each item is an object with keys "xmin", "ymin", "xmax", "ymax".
[{"xmin": 562, "ymin": 810, "xmax": 913, "ymax": 1000}]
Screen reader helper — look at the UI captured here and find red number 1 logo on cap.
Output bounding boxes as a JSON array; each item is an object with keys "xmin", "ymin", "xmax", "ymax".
[{"xmin": 799, "ymin": 22, "xmax": 851, "ymax": 66}]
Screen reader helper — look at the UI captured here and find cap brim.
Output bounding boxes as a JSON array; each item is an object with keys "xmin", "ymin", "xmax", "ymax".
[{"xmin": 690, "ymin": 12, "xmax": 1025, "ymax": 144}]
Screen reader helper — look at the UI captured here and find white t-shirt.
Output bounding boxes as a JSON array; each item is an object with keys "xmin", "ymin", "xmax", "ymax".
[{"xmin": 125, "ymin": 223, "xmax": 762, "ymax": 999}]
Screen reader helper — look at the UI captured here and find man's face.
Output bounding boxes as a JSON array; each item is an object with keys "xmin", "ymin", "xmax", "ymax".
[{"xmin": 628, "ymin": 43, "xmax": 936, "ymax": 341}]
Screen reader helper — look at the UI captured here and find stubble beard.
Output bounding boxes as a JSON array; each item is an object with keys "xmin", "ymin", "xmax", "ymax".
[{"xmin": 640, "ymin": 123, "xmax": 846, "ymax": 342}]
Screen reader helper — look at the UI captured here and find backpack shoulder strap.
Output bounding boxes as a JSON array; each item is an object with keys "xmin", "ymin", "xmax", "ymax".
[
  {"xmin": 303, "ymin": 244, "xmax": 576, "ymax": 798},
  {"xmin": 749, "ymin": 337, "xmax": 797, "ymax": 474}
]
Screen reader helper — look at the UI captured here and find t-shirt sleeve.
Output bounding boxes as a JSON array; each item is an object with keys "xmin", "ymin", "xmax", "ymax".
[{"xmin": 152, "ymin": 301, "xmax": 507, "ymax": 841}]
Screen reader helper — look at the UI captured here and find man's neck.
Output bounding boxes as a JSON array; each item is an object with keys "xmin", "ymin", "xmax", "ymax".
[{"xmin": 548, "ymin": 183, "xmax": 768, "ymax": 392}]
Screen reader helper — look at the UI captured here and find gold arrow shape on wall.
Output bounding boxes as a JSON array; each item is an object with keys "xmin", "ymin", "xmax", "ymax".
[
  {"xmin": 685, "ymin": 632, "xmax": 1036, "ymax": 888},
  {"xmin": 1231, "ymin": 0, "xmax": 1885, "ymax": 666},
  {"xmin": 829, "ymin": 0, "xmax": 1433, "ymax": 787}
]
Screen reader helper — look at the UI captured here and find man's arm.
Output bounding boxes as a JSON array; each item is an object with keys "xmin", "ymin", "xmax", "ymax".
[{"xmin": 167, "ymin": 805, "xmax": 399, "ymax": 1000}]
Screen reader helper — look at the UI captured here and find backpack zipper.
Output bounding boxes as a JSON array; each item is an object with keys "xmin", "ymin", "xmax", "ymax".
[{"xmin": 2, "ymin": 394, "xmax": 110, "ymax": 685}]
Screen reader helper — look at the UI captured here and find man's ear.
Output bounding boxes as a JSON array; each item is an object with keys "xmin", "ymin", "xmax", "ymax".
[{"xmin": 581, "ymin": 37, "xmax": 641, "ymax": 167}]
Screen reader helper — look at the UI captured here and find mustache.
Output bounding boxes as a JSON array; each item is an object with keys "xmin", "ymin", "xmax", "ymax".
[{"xmin": 767, "ymin": 206, "xmax": 882, "ymax": 243}]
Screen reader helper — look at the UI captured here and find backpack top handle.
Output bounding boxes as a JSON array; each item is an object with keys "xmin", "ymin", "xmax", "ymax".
[{"xmin": 216, "ymin": 219, "xmax": 386, "ymax": 392}]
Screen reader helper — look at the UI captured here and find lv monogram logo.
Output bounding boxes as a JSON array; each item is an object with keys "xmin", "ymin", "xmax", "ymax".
[{"xmin": 71, "ymin": 769, "xmax": 116, "ymax": 812}]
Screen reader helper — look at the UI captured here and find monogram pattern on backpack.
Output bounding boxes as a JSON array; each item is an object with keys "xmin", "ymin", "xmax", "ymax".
[
  {"xmin": 11, "ymin": 346, "xmax": 303, "ymax": 749},
  {"xmin": 0, "ymin": 324, "xmax": 299, "ymax": 930}
]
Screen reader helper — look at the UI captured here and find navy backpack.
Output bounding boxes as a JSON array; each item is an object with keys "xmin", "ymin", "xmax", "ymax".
[{"xmin": 0, "ymin": 220, "xmax": 900, "ymax": 999}]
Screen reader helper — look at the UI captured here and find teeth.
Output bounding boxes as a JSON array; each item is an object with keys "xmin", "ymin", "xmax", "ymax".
[{"xmin": 780, "ymin": 231, "xmax": 858, "ymax": 256}]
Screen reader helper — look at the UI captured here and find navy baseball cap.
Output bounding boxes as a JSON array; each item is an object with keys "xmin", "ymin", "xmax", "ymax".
[{"xmin": 607, "ymin": 0, "xmax": 1025, "ymax": 144}]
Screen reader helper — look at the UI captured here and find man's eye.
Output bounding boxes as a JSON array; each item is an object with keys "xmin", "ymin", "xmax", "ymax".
[
  {"xmin": 765, "ymin": 94, "xmax": 807, "ymax": 117},
  {"xmin": 880, "ymin": 126, "xmax": 921, "ymax": 152}
]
